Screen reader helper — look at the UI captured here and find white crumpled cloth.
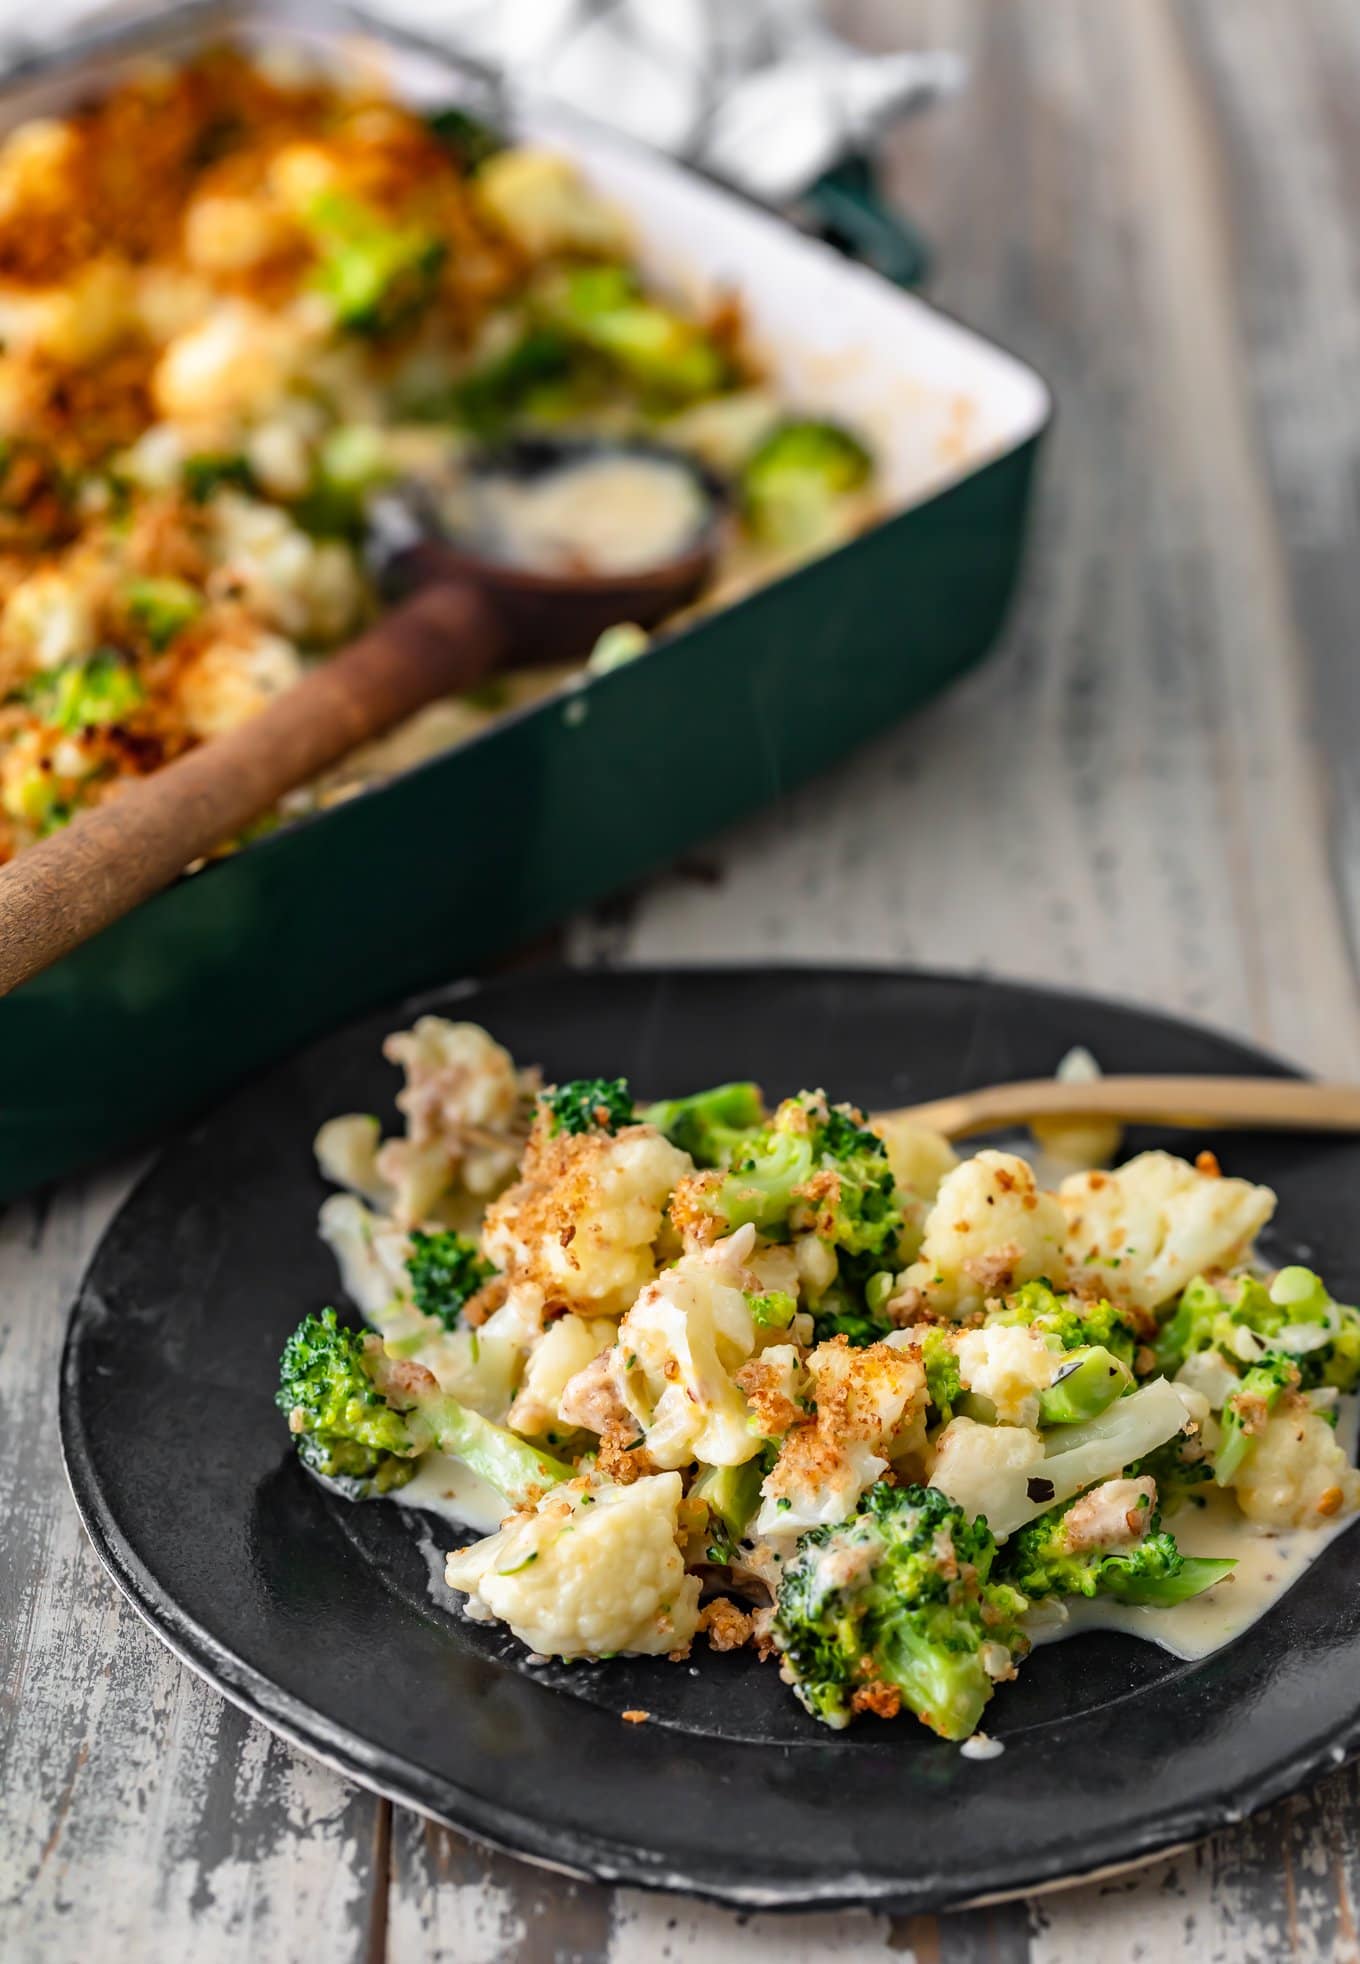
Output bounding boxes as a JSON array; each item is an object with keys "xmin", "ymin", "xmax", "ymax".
[{"xmin": 0, "ymin": 0, "xmax": 963, "ymax": 205}]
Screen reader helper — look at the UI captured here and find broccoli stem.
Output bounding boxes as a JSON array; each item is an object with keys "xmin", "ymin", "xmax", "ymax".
[
  {"xmin": 422, "ymin": 1398, "xmax": 573, "ymax": 1508},
  {"xmin": 1215, "ymin": 1360, "xmax": 1298, "ymax": 1486},
  {"xmin": 1102, "ymin": 1556, "xmax": 1236, "ymax": 1608},
  {"xmin": 692, "ymin": 1459, "xmax": 765, "ymax": 1550}
]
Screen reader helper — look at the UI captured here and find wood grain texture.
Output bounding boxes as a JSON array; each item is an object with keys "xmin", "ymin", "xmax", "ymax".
[
  {"xmin": 0, "ymin": 1173, "xmax": 384, "ymax": 1962},
  {"xmin": 10, "ymin": 0, "xmax": 1360, "ymax": 1958}
]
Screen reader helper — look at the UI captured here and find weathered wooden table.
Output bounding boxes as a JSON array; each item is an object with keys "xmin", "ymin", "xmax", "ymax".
[{"xmin": 8, "ymin": 0, "xmax": 1360, "ymax": 1955}]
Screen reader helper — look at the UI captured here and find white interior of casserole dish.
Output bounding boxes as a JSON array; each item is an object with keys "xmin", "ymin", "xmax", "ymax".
[{"xmin": 0, "ymin": 3, "xmax": 1049, "ymax": 517}]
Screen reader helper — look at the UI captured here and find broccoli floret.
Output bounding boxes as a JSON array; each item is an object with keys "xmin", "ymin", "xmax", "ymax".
[
  {"xmin": 739, "ymin": 417, "xmax": 872, "ymax": 549},
  {"xmin": 704, "ymin": 1094, "xmax": 906, "ymax": 1293},
  {"xmin": 292, "ymin": 426, "xmax": 393, "ymax": 539},
  {"xmin": 997, "ymin": 1280, "xmax": 1142, "ymax": 1372},
  {"xmin": 441, "ymin": 326, "xmax": 579, "ymax": 435},
  {"xmin": 32, "ymin": 650, "xmax": 144, "ymax": 733},
  {"xmin": 691, "ymin": 1455, "xmax": 770, "ymax": 1562},
  {"xmin": 998, "ymin": 1494, "xmax": 1233, "ymax": 1607},
  {"xmin": 277, "ymin": 1308, "xmax": 572, "ymax": 1504},
  {"xmin": 277, "ymin": 1307, "xmax": 417, "ymax": 1495},
  {"xmin": 541, "ymin": 1077, "xmax": 635, "ymax": 1137},
  {"xmin": 182, "ymin": 452, "xmax": 255, "ymax": 503},
  {"xmin": 772, "ymin": 1481, "xmax": 1028, "ymax": 1738},
  {"xmin": 1157, "ymin": 1268, "xmax": 1360, "ymax": 1392},
  {"xmin": 1037, "ymin": 1345, "xmax": 1134, "ymax": 1428},
  {"xmin": 406, "ymin": 1229, "xmax": 496, "ymax": 1329},
  {"xmin": 918, "ymin": 1326, "xmax": 963, "ymax": 1424},
  {"xmin": 808, "ymin": 1283, "xmax": 891, "ymax": 1348},
  {"xmin": 426, "ymin": 104, "xmax": 505, "ymax": 172},
  {"xmin": 641, "ymin": 1081, "xmax": 766, "ymax": 1167},
  {"xmin": 305, "ymin": 190, "xmax": 445, "ymax": 335},
  {"xmin": 748, "ymin": 1289, "xmax": 797, "ymax": 1331},
  {"xmin": 537, "ymin": 264, "xmax": 729, "ymax": 400},
  {"xmin": 1128, "ymin": 1434, "xmax": 1214, "ymax": 1515},
  {"xmin": 124, "ymin": 576, "xmax": 201, "ymax": 650},
  {"xmin": 1215, "ymin": 1355, "xmax": 1301, "ymax": 1486}
]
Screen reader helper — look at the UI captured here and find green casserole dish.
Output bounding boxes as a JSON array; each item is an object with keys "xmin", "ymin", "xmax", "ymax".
[{"xmin": 0, "ymin": 0, "xmax": 1050, "ymax": 1200}]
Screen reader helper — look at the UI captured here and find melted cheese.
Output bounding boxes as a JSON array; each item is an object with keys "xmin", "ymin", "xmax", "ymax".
[
  {"xmin": 459, "ymin": 453, "xmax": 709, "ymax": 576},
  {"xmin": 391, "ymin": 1451, "xmax": 507, "ymax": 1536}
]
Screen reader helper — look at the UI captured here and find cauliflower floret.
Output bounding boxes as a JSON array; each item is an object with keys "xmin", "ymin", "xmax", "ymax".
[
  {"xmin": 182, "ymin": 190, "xmax": 298, "ymax": 276},
  {"xmin": 2, "ymin": 565, "xmax": 98, "ymax": 672},
  {"xmin": 482, "ymin": 1118, "xmax": 689, "ymax": 1317},
  {"xmin": 0, "ymin": 117, "xmax": 78, "ymax": 223},
  {"xmin": 178, "ymin": 629, "xmax": 303, "ymax": 739},
  {"xmin": 898, "ymin": 1150, "xmax": 1069, "ymax": 1318},
  {"xmin": 316, "ymin": 1192, "xmax": 528, "ymax": 1417},
  {"xmin": 444, "ymin": 1474, "xmax": 701, "ymax": 1658},
  {"xmin": 616, "ymin": 1240, "xmax": 764, "ymax": 1468},
  {"xmin": 1060, "ymin": 1151, "xmax": 1276, "ymax": 1314},
  {"xmin": 928, "ymin": 1417, "xmax": 1047, "ymax": 1527},
  {"xmin": 1232, "ymin": 1401, "xmax": 1360, "ymax": 1528},
  {"xmin": 206, "ymin": 493, "xmax": 364, "ymax": 643},
  {"xmin": 954, "ymin": 1322, "xmax": 1057, "ymax": 1428},
  {"xmin": 753, "ymin": 1337, "xmax": 927, "ymax": 1538},
  {"xmin": 474, "ymin": 149, "xmax": 632, "ymax": 259},
  {"xmin": 245, "ymin": 419, "xmax": 314, "ymax": 501},
  {"xmin": 558, "ymin": 1344, "xmax": 631, "ymax": 1437},
  {"xmin": 317, "ymin": 1192, "xmax": 411, "ymax": 1319},
  {"xmin": 359, "ymin": 1018, "xmax": 536, "ymax": 1229},
  {"xmin": 315, "ymin": 1114, "xmax": 391, "ymax": 1209},
  {"xmin": 508, "ymin": 1314, "xmax": 615, "ymax": 1437},
  {"xmin": 872, "ymin": 1115, "xmax": 959, "ymax": 1205},
  {"xmin": 1059, "ymin": 1476, "xmax": 1157, "ymax": 1550},
  {"xmin": 118, "ymin": 422, "xmax": 188, "ymax": 493},
  {"xmin": 0, "ymin": 259, "xmax": 136, "ymax": 365},
  {"xmin": 153, "ymin": 299, "xmax": 306, "ymax": 426},
  {"xmin": 929, "ymin": 1381, "xmax": 1192, "ymax": 1539},
  {"xmin": 793, "ymin": 1231, "xmax": 838, "ymax": 1302},
  {"xmin": 660, "ymin": 388, "xmax": 783, "ymax": 475},
  {"xmin": 135, "ymin": 267, "xmax": 215, "ymax": 345}
]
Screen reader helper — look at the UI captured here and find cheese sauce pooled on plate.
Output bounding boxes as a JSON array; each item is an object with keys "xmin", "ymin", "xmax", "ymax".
[{"xmin": 1030, "ymin": 1399, "xmax": 1360, "ymax": 1660}]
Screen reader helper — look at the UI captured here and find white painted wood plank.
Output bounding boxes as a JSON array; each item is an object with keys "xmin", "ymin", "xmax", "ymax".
[{"xmin": 0, "ymin": 1173, "xmax": 383, "ymax": 1964}]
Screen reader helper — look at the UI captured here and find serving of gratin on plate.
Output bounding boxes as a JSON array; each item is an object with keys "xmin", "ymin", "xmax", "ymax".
[
  {"xmin": 278, "ymin": 1014, "xmax": 1360, "ymax": 1747},
  {"xmin": 0, "ymin": 43, "xmax": 876, "ymax": 862}
]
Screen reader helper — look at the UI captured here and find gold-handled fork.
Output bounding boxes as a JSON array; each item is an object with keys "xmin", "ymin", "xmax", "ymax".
[{"xmin": 875, "ymin": 1076, "xmax": 1360, "ymax": 1142}]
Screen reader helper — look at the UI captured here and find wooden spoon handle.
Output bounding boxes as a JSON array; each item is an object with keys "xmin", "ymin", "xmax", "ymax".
[
  {"xmin": 0, "ymin": 580, "xmax": 503, "ymax": 997},
  {"xmin": 883, "ymin": 1074, "xmax": 1360, "ymax": 1140}
]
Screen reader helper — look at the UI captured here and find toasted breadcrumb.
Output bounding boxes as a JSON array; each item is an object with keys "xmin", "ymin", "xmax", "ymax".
[
  {"xmin": 699, "ymin": 1596, "xmax": 755, "ymax": 1652},
  {"xmin": 850, "ymin": 1680, "xmax": 902, "ymax": 1720},
  {"xmin": 595, "ymin": 1420, "xmax": 657, "ymax": 1485}
]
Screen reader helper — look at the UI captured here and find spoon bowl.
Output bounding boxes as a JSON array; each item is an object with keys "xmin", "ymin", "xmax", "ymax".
[{"xmin": 370, "ymin": 433, "xmax": 725, "ymax": 665}]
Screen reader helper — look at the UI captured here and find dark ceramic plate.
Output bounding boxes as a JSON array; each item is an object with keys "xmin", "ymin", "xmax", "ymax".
[{"xmin": 60, "ymin": 967, "xmax": 1360, "ymax": 1912}]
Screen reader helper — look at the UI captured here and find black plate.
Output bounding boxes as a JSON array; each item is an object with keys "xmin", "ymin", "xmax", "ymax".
[{"xmin": 59, "ymin": 966, "xmax": 1360, "ymax": 1912}]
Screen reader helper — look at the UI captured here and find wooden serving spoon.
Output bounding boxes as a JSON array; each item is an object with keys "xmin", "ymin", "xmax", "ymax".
[
  {"xmin": 877, "ymin": 1075, "xmax": 1360, "ymax": 1141},
  {"xmin": 0, "ymin": 438, "xmax": 719, "ymax": 996}
]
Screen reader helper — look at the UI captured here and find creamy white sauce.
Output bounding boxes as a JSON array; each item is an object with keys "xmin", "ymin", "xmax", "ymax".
[
  {"xmin": 1030, "ymin": 1399, "xmax": 1360, "ymax": 1660},
  {"xmin": 393, "ymin": 1451, "xmax": 507, "ymax": 1537},
  {"xmin": 457, "ymin": 454, "xmax": 709, "ymax": 576},
  {"xmin": 960, "ymin": 1731, "xmax": 1005, "ymax": 1761}
]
